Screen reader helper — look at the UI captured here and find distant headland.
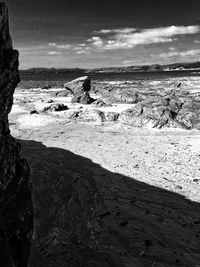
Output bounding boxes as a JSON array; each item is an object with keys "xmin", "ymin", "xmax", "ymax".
[{"xmin": 20, "ymin": 61, "xmax": 200, "ymax": 75}]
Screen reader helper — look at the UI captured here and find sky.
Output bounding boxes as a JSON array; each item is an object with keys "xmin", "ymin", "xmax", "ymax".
[{"xmin": 4, "ymin": 0, "xmax": 200, "ymax": 69}]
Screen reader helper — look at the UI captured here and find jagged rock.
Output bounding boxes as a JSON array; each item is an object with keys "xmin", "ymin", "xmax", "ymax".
[
  {"xmin": 64, "ymin": 76, "xmax": 94, "ymax": 104},
  {"xmin": 102, "ymin": 90, "xmax": 140, "ymax": 104},
  {"xmin": 78, "ymin": 109, "xmax": 105, "ymax": 123},
  {"xmin": 71, "ymin": 91, "xmax": 94, "ymax": 104},
  {"xmin": 42, "ymin": 103, "xmax": 68, "ymax": 112},
  {"xmin": 92, "ymin": 98, "xmax": 110, "ymax": 107},
  {"xmin": 118, "ymin": 106, "xmax": 144, "ymax": 127},
  {"xmin": 105, "ymin": 112, "xmax": 119, "ymax": 121},
  {"xmin": 118, "ymin": 91, "xmax": 139, "ymax": 103},
  {"xmin": 62, "ymin": 109, "xmax": 81, "ymax": 119},
  {"xmin": 0, "ymin": 3, "xmax": 33, "ymax": 266},
  {"xmin": 118, "ymin": 96, "xmax": 186, "ymax": 129},
  {"xmin": 64, "ymin": 76, "xmax": 91, "ymax": 94}
]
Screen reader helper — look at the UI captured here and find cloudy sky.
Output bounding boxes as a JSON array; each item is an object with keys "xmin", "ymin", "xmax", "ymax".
[{"xmin": 5, "ymin": 0, "xmax": 200, "ymax": 69}]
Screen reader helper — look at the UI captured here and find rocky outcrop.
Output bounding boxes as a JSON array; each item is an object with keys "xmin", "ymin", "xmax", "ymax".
[
  {"xmin": 119, "ymin": 93, "xmax": 200, "ymax": 129},
  {"xmin": 109, "ymin": 91, "xmax": 140, "ymax": 104},
  {"xmin": 0, "ymin": 3, "xmax": 33, "ymax": 266},
  {"xmin": 64, "ymin": 76, "xmax": 91, "ymax": 94},
  {"xmin": 64, "ymin": 76, "xmax": 94, "ymax": 104}
]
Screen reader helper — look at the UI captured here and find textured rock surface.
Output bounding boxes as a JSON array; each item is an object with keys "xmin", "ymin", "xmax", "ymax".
[
  {"xmin": 78, "ymin": 109, "xmax": 105, "ymax": 123},
  {"xmin": 119, "ymin": 93, "xmax": 200, "ymax": 129},
  {"xmin": 19, "ymin": 140, "xmax": 200, "ymax": 267},
  {"xmin": 106, "ymin": 91, "xmax": 140, "ymax": 104},
  {"xmin": 0, "ymin": 3, "xmax": 33, "ymax": 266},
  {"xmin": 64, "ymin": 76, "xmax": 94, "ymax": 104}
]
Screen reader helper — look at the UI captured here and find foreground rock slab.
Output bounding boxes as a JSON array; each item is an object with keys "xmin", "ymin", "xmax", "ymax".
[
  {"xmin": 0, "ymin": 3, "xmax": 33, "ymax": 266},
  {"xmin": 19, "ymin": 139, "xmax": 200, "ymax": 267}
]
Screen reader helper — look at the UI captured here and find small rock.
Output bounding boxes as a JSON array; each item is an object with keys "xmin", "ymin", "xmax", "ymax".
[{"xmin": 30, "ymin": 110, "xmax": 39, "ymax": 114}]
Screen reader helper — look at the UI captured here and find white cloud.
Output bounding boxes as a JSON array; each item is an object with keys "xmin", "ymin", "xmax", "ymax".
[
  {"xmin": 48, "ymin": 43, "xmax": 57, "ymax": 47},
  {"xmin": 87, "ymin": 36, "xmax": 104, "ymax": 48},
  {"xmin": 159, "ymin": 49, "xmax": 200, "ymax": 58},
  {"xmin": 94, "ymin": 28, "xmax": 137, "ymax": 34},
  {"xmin": 57, "ymin": 44, "xmax": 71, "ymax": 49},
  {"xmin": 73, "ymin": 44, "xmax": 91, "ymax": 54},
  {"xmin": 48, "ymin": 43, "xmax": 71, "ymax": 49},
  {"xmin": 47, "ymin": 51, "xmax": 62, "ymax": 55},
  {"xmin": 194, "ymin": 40, "xmax": 200, "ymax": 43},
  {"xmin": 87, "ymin": 25, "xmax": 200, "ymax": 51}
]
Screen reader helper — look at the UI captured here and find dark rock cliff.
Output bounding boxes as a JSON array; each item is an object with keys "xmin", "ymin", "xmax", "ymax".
[{"xmin": 0, "ymin": 3, "xmax": 33, "ymax": 266}]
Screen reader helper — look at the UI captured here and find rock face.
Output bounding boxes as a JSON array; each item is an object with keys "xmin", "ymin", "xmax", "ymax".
[
  {"xmin": 64, "ymin": 76, "xmax": 94, "ymax": 104},
  {"xmin": 0, "ymin": 3, "xmax": 33, "ymax": 266}
]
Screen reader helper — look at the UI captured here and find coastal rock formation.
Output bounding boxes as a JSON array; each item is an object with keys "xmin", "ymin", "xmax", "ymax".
[
  {"xmin": 119, "ymin": 93, "xmax": 200, "ymax": 129},
  {"xmin": 0, "ymin": 3, "xmax": 33, "ymax": 266},
  {"xmin": 101, "ymin": 90, "xmax": 141, "ymax": 104},
  {"xmin": 64, "ymin": 76, "xmax": 94, "ymax": 104},
  {"xmin": 64, "ymin": 76, "xmax": 91, "ymax": 94}
]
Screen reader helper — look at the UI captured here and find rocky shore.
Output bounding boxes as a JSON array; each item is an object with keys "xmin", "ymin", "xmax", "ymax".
[
  {"xmin": 14, "ymin": 75, "xmax": 200, "ymax": 130},
  {"xmin": 8, "ymin": 73, "xmax": 200, "ymax": 266}
]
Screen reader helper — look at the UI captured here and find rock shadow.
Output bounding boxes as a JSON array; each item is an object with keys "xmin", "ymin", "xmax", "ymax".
[{"xmin": 18, "ymin": 139, "xmax": 200, "ymax": 267}]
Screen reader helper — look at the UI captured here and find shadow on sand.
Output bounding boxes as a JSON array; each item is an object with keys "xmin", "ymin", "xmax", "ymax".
[{"xmin": 19, "ymin": 139, "xmax": 200, "ymax": 267}]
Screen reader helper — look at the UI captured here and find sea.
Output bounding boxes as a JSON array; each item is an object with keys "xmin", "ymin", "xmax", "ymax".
[{"xmin": 20, "ymin": 70, "xmax": 200, "ymax": 83}]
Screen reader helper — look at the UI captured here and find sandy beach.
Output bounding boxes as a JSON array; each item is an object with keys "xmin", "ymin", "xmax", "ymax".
[{"xmin": 10, "ymin": 87, "xmax": 200, "ymax": 202}]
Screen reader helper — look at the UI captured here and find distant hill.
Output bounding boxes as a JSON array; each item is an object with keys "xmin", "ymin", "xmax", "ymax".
[
  {"xmin": 88, "ymin": 61, "xmax": 200, "ymax": 73},
  {"xmin": 19, "ymin": 61, "xmax": 200, "ymax": 76},
  {"xmin": 20, "ymin": 67, "xmax": 86, "ymax": 75}
]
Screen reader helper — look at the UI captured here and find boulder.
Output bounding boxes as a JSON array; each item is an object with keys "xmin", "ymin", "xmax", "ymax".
[
  {"xmin": 0, "ymin": 3, "xmax": 33, "ymax": 266},
  {"xmin": 62, "ymin": 109, "xmax": 81, "ymax": 119},
  {"xmin": 64, "ymin": 76, "xmax": 94, "ymax": 104},
  {"xmin": 105, "ymin": 112, "xmax": 119, "ymax": 121},
  {"xmin": 64, "ymin": 76, "xmax": 91, "ymax": 95},
  {"xmin": 78, "ymin": 109, "xmax": 105, "ymax": 123},
  {"xmin": 71, "ymin": 91, "xmax": 94, "ymax": 104},
  {"xmin": 118, "ymin": 96, "xmax": 188, "ymax": 129},
  {"xmin": 175, "ymin": 99, "xmax": 200, "ymax": 129},
  {"xmin": 42, "ymin": 103, "xmax": 68, "ymax": 112}
]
